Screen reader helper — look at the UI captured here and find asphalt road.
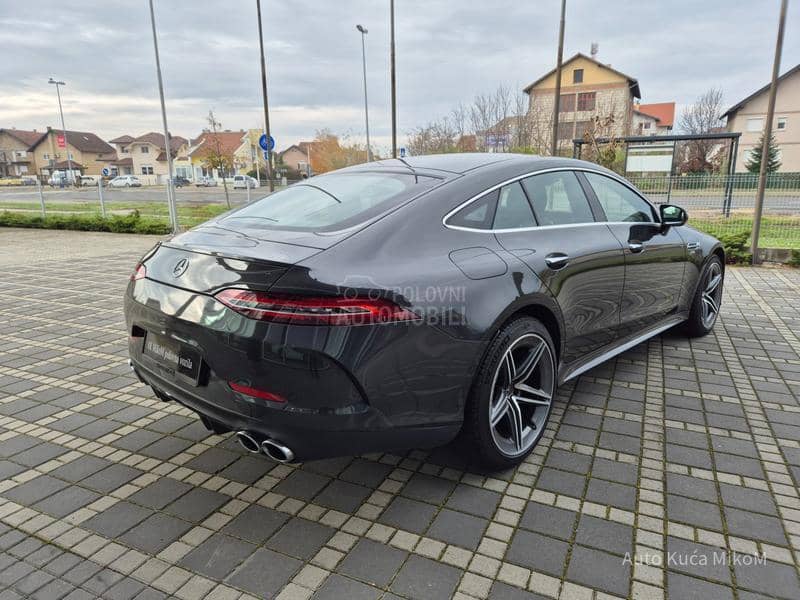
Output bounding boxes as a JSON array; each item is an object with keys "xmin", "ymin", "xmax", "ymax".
[{"xmin": 1, "ymin": 185, "xmax": 799, "ymax": 213}]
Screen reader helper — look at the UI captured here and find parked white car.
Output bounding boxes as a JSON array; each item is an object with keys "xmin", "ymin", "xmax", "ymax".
[
  {"xmin": 79, "ymin": 175, "xmax": 99, "ymax": 186},
  {"xmin": 109, "ymin": 175, "xmax": 142, "ymax": 188},
  {"xmin": 233, "ymin": 175, "xmax": 260, "ymax": 189},
  {"xmin": 196, "ymin": 176, "xmax": 218, "ymax": 187}
]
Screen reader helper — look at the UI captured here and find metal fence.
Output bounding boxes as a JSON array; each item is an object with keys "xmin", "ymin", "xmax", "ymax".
[{"xmin": 627, "ymin": 173, "xmax": 800, "ymax": 249}]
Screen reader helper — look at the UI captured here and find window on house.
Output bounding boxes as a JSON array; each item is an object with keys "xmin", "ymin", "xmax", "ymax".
[
  {"xmin": 557, "ymin": 121, "xmax": 575, "ymax": 140},
  {"xmin": 43, "ymin": 153, "xmax": 50, "ymax": 160},
  {"xmin": 776, "ymin": 117, "xmax": 787, "ymax": 131},
  {"xmin": 559, "ymin": 94, "xmax": 575, "ymax": 112},
  {"xmin": 573, "ymin": 69, "xmax": 584, "ymax": 84},
  {"xmin": 141, "ymin": 166, "xmax": 154, "ymax": 175},
  {"xmin": 577, "ymin": 92, "xmax": 596, "ymax": 111},
  {"xmin": 746, "ymin": 118, "xmax": 764, "ymax": 132},
  {"xmin": 68, "ymin": 152, "xmax": 74, "ymax": 160},
  {"xmin": 141, "ymin": 146, "xmax": 149, "ymax": 153},
  {"xmin": 643, "ymin": 122, "xmax": 651, "ymax": 129},
  {"xmin": 121, "ymin": 146, "xmax": 128, "ymax": 153}
]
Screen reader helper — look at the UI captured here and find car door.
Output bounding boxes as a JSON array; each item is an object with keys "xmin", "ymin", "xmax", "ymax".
[
  {"xmin": 580, "ymin": 171, "xmax": 687, "ymax": 338},
  {"xmin": 490, "ymin": 171, "xmax": 626, "ymax": 365}
]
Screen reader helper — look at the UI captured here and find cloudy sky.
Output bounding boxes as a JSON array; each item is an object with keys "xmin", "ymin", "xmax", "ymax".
[{"xmin": 1, "ymin": 0, "xmax": 798, "ymax": 154}]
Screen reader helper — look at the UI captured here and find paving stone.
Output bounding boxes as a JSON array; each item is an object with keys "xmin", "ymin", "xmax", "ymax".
[
  {"xmin": 426, "ymin": 508, "xmax": 488, "ymax": 550},
  {"xmin": 586, "ymin": 478, "xmax": 636, "ymax": 510},
  {"xmin": 575, "ymin": 514, "xmax": 633, "ymax": 556},
  {"xmin": 488, "ymin": 581, "xmax": 549, "ymax": 600},
  {"xmin": 337, "ymin": 538, "xmax": 407, "ymax": 587},
  {"xmin": 48, "ymin": 456, "xmax": 111, "ymax": 482},
  {"xmin": 666, "ymin": 537, "xmax": 731, "ymax": 584},
  {"xmin": 723, "ymin": 507, "xmax": 787, "ymax": 546},
  {"xmin": 445, "ymin": 484, "xmax": 501, "ymax": 518},
  {"xmin": 535, "ymin": 467, "xmax": 586, "ymax": 497},
  {"xmin": 128, "ymin": 477, "xmax": 193, "ymax": 510},
  {"xmin": 83, "ymin": 501, "xmax": 153, "ymax": 538},
  {"xmin": 379, "ymin": 496, "xmax": 438, "ymax": 534},
  {"xmin": 733, "ymin": 559, "xmax": 800, "ymax": 599},
  {"xmin": 314, "ymin": 479, "xmax": 371, "ymax": 513},
  {"xmin": 162, "ymin": 487, "xmax": 228, "ymax": 522},
  {"xmin": 390, "ymin": 555, "xmax": 462, "ymax": 600},
  {"xmin": 217, "ymin": 455, "xmax": 272, "ymax": 484},
  {"xmin": 266, "ymin": 518, "xmax": 335, "ymax": 560},
  {"xmin": 272, "ymin": 469, "xmax": 331, "ymax": 500},
  {"xmin": 312, "ymin": 573, "xmax": 381, "ymax": 600},
  {"xmin": 225, "ymin": 547, "xmax": 301, "ymax": 598},
  {"xmin": 401, "ymin": 473, "xmax": 456, "ymax": 504},
  {"xmin": 667, "ymin": 495, "xmax": 723, "ymax": 531},
  {"xmin": 565, "ymin": 545, "xmax": 630, "ymax": 597},
  {"xmin": 667, "ymin": 572, "xmax": 735, "ymax": 600},
  {"xmin": 32, "ymin": 485, "xmax": 101, "ymax": 518},
  {"xmin": 4, "ymin": 475, "xmax": 68, "ymax": 505},
  {"xmin": 221, "ymin": 504, "xmax": 288, "ymax": 544},
  {"xmin": 119, "ymin": 513, "xmax": 193, "ymax": 554},
  {"xmin": 179, "ymin": 533, "xmax": 255, "ymax": 580},
  {"xmin": 81, "ymin": 464, "xmax": 144, "ymax": 493},
  {"xmin": 506, "ymin": 530, "xmax": 568, "ymax": 576},
  {"xmin": 103, "ymin": 576, "xmax": 146, "ymax": 600},
  {"xmin": 339, "ymin": 458, "xmax": 393, "ymax": 488}
]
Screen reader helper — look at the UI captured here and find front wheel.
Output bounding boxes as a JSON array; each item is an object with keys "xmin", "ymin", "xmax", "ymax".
[
  {"xmin": 685, "ymin": 255, "xmax": 724, "ymax": 337},
  {"xmin": 465, "ymin": 317, "xmax": 557, "ymax": 469}
]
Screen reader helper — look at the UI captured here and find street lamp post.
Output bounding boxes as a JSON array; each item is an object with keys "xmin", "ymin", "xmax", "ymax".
[
  {"xmin": 389, "ymin": 0, "xmax": 397, "ymax": 158},
  {"xmin": 147, "ymin": 0, "xmax": 179, "ymax": 232},
  {"xmin": 256, "ymin": 0, "xmax": 275, "ymax": 193},
  {"xmin": 47, "ymin": 78, "xmax": 74, "ymax": 185},
  {"xmin": 356, "ymin": 25, "xmax": 372, "ymax": 162}
]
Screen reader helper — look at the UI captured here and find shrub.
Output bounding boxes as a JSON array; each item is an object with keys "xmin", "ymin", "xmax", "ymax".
[
  {"xmin": 789, "ymin": 249, "xmax": 800, "ymax": 268},
  {"xmin": 716, "ymin": 231, "xmax": 752, "ymax": 264},
  {"xmin": 0, "ymin": 210, "xmax": 171, "ymax": 235}
]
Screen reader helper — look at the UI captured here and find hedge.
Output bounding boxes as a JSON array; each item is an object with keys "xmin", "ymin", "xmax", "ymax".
[{"xmin": 0, "ymin": 210, "xmax": 171, "ymax": 235}]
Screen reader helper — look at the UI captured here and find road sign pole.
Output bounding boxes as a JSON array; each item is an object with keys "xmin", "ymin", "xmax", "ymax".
[
  {"xmin": 37, "ymin": 178, "xmax": 46, "ymax": 218},
  {"xmin": 98, "ymin": 177, "xmax": 106, "ymax": 218},
  {"xmin": 246, "ymin": 180, "xmax": 251, "ymax": 203}
]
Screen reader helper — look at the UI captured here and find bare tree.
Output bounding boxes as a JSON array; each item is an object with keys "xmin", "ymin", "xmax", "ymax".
[
  {"xmin": 204, "ymin": 110, "xmax": 232, "ymax": 208},
  {"xmin": 677, "ymin": 88, "xmax": 724, "ymax": 173}
]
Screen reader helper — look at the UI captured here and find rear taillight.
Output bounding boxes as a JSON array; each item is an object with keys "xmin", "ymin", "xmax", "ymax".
[
  {"xmin": 215, "ymin": 289, "xmax": 419, "ymax": 326},
  {"xmin": 228, "ymin": 381, "xmax": 286, "ymax": 403},
  {"xmin": 130, "ymin": 263, "xmax": 146, "ymax": 281}
]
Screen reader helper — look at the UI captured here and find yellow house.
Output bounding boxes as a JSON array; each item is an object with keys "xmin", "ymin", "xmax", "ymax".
[
  {"xmin": 523, "ymin": 52, "xmax": 641, "ymax": 151},
  {"xmin": 29, "ymin": 127, "xmax": 116, "ymax": 178}
]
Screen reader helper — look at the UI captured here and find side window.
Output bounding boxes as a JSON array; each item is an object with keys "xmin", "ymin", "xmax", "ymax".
[
  {"xmin": 583, "ymin": 173, "xmax": 655, "ymax": 223},
  {"xmin": 447, "ymin": 190, "xmax": 498, "ymax": 230},
  {"xmin": 493, "ymin": 182, "xmax": 536, "ymax": 229},
  {"xmin": 521, "ymin": 171, "xmax": 595, "ymax": 226}
]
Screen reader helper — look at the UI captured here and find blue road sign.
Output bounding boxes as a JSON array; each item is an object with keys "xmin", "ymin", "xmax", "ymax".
[
  {"xmin": 101, "ymin": 168, "xmax": 110, "ymax": 176},
  {"xmin": 259, "ymin": 134, "xmax": 275, "ymax": 151},
  {"xmin": 399, "ymin": 147, "xmax": 407, "ymax": 158}
]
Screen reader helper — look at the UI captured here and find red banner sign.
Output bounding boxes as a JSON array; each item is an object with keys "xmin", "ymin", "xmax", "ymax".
[{"xmin": 57, "ymin": 134, "xmax": 66, "ymax": 148}]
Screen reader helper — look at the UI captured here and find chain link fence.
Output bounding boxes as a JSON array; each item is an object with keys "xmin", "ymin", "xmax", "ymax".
[{"xmin": 628, "ymin": 173, "xmax": 800, "ymax": 249}]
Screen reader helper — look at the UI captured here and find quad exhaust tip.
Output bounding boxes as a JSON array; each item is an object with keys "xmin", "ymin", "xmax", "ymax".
[
  {"xmin": 261, "ymin": 439, "xmax": 295, "ymax": 463},
  {"xmin": 235, "ymin": 431, "xmax": 261, "ymax": 454},
  {"xmin": 235, "ymin": 431, "xmax": 295, "ymax": 463}
]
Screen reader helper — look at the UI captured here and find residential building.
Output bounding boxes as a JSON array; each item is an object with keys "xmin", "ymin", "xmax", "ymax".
[
  {"xmin": 523, "ymin": 52, "xmax": 641, "ymax": 151},
  {"xmin": 110, "ymin": 132, "xmax": 189, "ymax": 184},
  {"xmin": 187, "ymin": 130, "xmax": 249, "ymax": 180},
  {"xmin": 279, "ymin": 142, "xmax": 314, "ymax": 174},
  {"xmin": 232, "ymin": 129, "xmax": 266, "ymax": 176},
  {"xmin": 29, "ymin": 127, "xmax": 115, "ymax": 178},
  {"xmin": 0, "ymin": 128, "xmax": 44, "ymax": 177},
  {"xmin": 723, "ymin": 63, "xmax": 800, "ymax": 172},
  {"xmin": 635, "ymin": 102, "xmax": 675, "ymax": 135}
]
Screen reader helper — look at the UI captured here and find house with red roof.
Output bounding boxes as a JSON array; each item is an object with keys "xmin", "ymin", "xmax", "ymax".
[{"xmin": 0, "ymin": 128, "xmax": 45, "ymax": 177}]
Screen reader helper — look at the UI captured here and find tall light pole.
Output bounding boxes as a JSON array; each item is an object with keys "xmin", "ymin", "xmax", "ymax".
[
  {"xmin": 751, "ymin": 0, "xmax": 788, "ymax": 263},
  {"xmin": 256, "ymin": 0, "xmax": 275, "ymax": 193},
  {"xmin": 356, "ymin": 25, "xmax": 372, "ymax": 162},
  {"xmin": 389, "ymin": 0, "xmax": 397, "ymax": 158},
  {"xmin": 550, "ymin": 0, "xmax": 567, "ymax": 156},
  {"xmin": 147, "ymin": 0, "xmax": 179, "ymax": 232},
  {"xmin": 48, "ymin": 78, "xmax": 74, "ymax": 185}
]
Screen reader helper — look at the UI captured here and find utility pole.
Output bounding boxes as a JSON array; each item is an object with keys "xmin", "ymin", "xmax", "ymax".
[
  {"xmin": 550, "ymin": 0, "xmax": 566, "ymax": 156},
  {"xmin": 256, "ymin": 0, "xmax": 275, "ymax": 193},
  {"xmin": 147, "ymin": 0, "xmax": 179, "ymax": 232},
  {"xmin": 48, "ymin": 78, "xmax": 74, "ymax": 186},
  {"xmin": 751, "ymin": 0, "xmax": 788, "ymax": 264},
  {"xmin": 356, "ymin": 25, "xmax": 372, "ymax": 162},
  {"xmin": 390, "ymin": 0, "xmax": 397, "ymax": 158}
]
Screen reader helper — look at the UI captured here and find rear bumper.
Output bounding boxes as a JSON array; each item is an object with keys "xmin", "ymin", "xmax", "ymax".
[{"xmin": 129, "ymin": 356, "xmax": 460, "ymax": 460}]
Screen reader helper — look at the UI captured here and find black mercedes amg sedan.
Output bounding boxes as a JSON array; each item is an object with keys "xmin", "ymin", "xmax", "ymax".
[{"xmin": 125, "ymin": 154, "xmax": 724, "ymax": 468}]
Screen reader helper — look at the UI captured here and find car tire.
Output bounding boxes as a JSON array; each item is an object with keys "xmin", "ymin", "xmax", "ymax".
[
  {"xmin": 464, "ymin": 316, "xmax": 557, "ymax": 469},
  {"xmin": 685, "ymin": 255, "xmax": 724, "ymax": 337}
]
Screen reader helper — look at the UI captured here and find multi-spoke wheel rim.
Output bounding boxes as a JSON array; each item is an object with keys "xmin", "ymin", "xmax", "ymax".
[
  {"xmin": 701, "ymin": 263, "xmax": 723, "ymax": 328},
  {"xmin": 489, "ymin": 333, "xmax": 555, "ymax": 457}
]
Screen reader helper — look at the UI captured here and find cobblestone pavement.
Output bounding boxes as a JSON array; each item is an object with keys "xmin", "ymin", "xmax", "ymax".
[{"xmin": 0, "ymin": 228, "xmax": 799, "ymax": 600}]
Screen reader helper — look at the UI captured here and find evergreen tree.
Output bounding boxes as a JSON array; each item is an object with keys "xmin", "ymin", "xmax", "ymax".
[{"xmin": 745, "ymin": 133, "xmax": 782, "ymax": 173}]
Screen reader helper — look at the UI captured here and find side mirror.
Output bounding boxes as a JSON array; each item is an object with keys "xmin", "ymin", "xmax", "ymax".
[{"xmin": 660, "ymin": 204, "xmax": 688, "ymax": 227}]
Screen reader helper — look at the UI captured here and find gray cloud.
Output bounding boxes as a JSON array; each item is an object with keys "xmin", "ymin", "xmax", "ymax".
[{"xmin": 1, "ymin": 0, "xmax": 797, "ymax": 154}]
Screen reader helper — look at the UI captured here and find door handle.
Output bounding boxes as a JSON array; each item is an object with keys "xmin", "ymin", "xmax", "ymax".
[
  {"xmin": 628, "ymin": 242, "xmax": 644, "ymax": 253},
  {"xmin": 545, "ymin": 253, "xmax": 570, "ymax": 269}
]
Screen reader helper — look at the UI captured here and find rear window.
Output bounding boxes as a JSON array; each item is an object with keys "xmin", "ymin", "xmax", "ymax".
[{"xmin": 223, "ymin": 172, "xmax": 439, "ymax": 231}]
